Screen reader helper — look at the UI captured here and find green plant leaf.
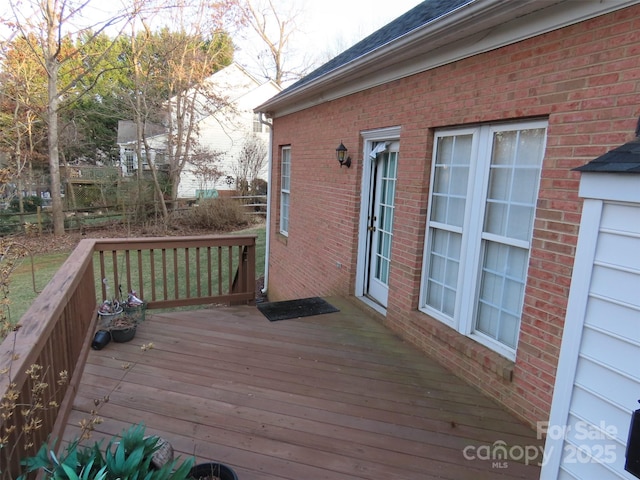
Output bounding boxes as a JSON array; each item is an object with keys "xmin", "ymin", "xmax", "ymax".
[{"xmin": 60, "ymin": 463, "xmax": 81, "ymax": 480}]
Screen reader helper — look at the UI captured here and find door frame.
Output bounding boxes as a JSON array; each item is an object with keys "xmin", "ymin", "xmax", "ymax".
[{"xmin": 355, "ymin": 126, "xmax": 401, "ymax": 314}]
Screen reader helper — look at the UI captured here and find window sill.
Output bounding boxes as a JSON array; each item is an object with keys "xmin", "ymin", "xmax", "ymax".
[{"xmin": 276, "ymin": 232, "xmax": 288, "ymax": 245}]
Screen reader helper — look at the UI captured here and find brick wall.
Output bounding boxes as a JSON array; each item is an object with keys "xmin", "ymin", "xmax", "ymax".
[{"xmin": 267, "ymin": 5, "xmax": 640, "ymax": 428}]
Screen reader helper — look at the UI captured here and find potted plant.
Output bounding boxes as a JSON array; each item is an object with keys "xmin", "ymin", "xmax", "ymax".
[
  {"xmin": 188, "ymin": 462, "xmax": 238, "ymax": 480},
  {"xmin": 97, "ymin": 300, "xmax": 123, "ymax": 328},
  {"xmin": 19, "ymin": 424, "xmax": 194, "ymax": 480},
  {"xmin": 108, "ymin": 314, "xmax": 139, "ymax": 343},
  {"xmin": 105, "ymin": 291, "xmax": 147, "ymax": 343},
  {"xmin": 122, "ymin": 291, "xmax": 147, "ymax": 323}
]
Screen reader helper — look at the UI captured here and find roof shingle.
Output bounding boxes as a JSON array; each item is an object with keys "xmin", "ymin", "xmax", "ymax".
[{"xmin": 574, "ymin": 137, "xmax": 640, "ymax": 174}]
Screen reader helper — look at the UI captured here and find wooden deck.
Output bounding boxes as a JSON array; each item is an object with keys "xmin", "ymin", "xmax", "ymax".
[{"xmin": 65, "ymin": 297, "xmax": 542, "ymax": 480}]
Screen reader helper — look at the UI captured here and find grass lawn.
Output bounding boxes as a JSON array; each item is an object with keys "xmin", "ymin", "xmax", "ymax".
[
  {"xmin": 5, "ymin": 252, "xmax": 71, "ymax": 324},
  {"xmin": 4, "ymin": 225, "xmax": 266, "ymax": 326}
]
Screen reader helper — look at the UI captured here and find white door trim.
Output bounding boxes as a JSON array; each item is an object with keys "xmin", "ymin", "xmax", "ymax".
[{"xmin": 355, "ymin": 126, "xmax": 401, "ymax": 313}]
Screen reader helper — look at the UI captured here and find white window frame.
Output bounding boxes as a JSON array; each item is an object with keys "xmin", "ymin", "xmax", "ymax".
[
  {"xmin": 253, "ymin": 113, "xmax": 263, "ymax": 133},
  {"xmin": 419, "ymin": 119, "xmax": 548, "ymax": 360},
  {"xmin": 124, "ymin": 148, "xmax": 135, "ymax": 175},
  {"xmin": 280, "ymin": 146, "xmax": 291, "ymax": 236}
]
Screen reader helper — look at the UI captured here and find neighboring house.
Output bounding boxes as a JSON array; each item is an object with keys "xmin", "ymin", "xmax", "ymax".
[
  {"xmin": 116, "ymin": 120, "xmax": 167, "ymax": 176},
  {"xmin": 255, "ymin": 1, "xmax": 640, "ymax": 478},
  {"xmin": 117, "ymin": 62, "xmax": 281, "ymax": 199}
]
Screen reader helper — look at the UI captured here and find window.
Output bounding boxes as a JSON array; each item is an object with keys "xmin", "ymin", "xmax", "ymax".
[
  {"xmin": 253, "ymin": 114, "xmax": 263, "ymax": 133},
  {"xmin": 280, "ymin": 146, "xmax": 291, "ymax": 235},
  {"xmin": 123, "ymin": 148, "xmax": 135, "ymax": 175},
  {"xmin": 420, "ymin": 120, "xmax": 547, "ymax": 359}
]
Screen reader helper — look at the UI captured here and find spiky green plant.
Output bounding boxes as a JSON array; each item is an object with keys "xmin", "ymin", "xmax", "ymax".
[{"xmin": 19, "ymin": 424, "xmax": 194, "ymax": 480}]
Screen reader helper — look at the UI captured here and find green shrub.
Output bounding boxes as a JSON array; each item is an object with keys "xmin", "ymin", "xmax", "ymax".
[
  {"xmin": 9, "ymin": 196, "xmax": 43, "ymax": 213},
  {"xmin": 171, "ymin": 197, "xmax": 249, "ymax": 231},
  {"xmin": 251, "ymin": 178, "xmax": 267, "ymax": 195},
  {"xmin": 0, "ymin": 215, "xmax": 19, "ymax": 235}
]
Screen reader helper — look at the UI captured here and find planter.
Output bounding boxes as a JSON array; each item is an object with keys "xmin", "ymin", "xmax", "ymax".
[
  {"xmin": 110, "ymin": 325, "xmax": 136, "ymax": 343},
  {"xmin": 92, "ymin": 330, "xmax": 111, "ymax": 350},
  {"xmin": 188, "ymin": 462, "xmax": 238, "ymax": 480},
  {"xmin": 98, "ymin": 307, "xmax": 123, "ymax": 327},
  {"xmin": 123, "ymin": 302, "xmax": 147, "ymax": 323}
]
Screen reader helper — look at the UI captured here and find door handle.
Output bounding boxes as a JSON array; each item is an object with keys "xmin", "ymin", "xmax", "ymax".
[{"xmin": 368, "ymin": 226, "xmax": 376, "ymax": 232}]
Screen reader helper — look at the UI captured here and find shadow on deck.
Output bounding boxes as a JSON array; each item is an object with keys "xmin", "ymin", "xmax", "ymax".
[{"xmin": 65, "ymin": 297, "xmax": 542, "ymax": 480}]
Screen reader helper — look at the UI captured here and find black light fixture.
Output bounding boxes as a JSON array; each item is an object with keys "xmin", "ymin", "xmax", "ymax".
[
  {"xmin": 336, "ymin": 141, "xmax": 351, "ymax": 168},
  {"xmin": 225, "ymin": 175, "xmax": 234, "ymax": 188}
]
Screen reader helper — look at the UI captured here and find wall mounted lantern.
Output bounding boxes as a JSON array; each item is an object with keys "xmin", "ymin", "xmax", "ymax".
[
  {"xmin": 225, "ymin": 175, "xmax": 234, "ymax": 188},
  {"xmin": 336, "ymin": 142, "xmax": 351, "ymax": 168}
]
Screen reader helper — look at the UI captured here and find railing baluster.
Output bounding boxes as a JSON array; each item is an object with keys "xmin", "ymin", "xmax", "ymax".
[
  {"xmin": 173, "ymin": 248, "xmax": 179, "ymax": 299},
  {"xmin": 162, "ymin": 248, "xmax": 168, "ymax": 300},
  {"xmin": 111, "ymin": 250, "xmax": 119, "ymax": 299},
  {"xmin": 125, "ymin": 250, "xmax": 132, "ymax": 293},
  {"xmin": 227, "ymin": 246, "xmax": 233, "ymax": 294},
  {"xmin": 217, "ymin": 246, "xmax": 223, "ymax": 296},
  {"xmin": 137, "ymin": 250, "xmax": 144, "ymax": 299},
  {"xmin": 196, "ymin": 247, "xmax": 202, "ymax": 298},
  {"xmin": 99, "ymin": 251, "xmax": 107, "ymax": 299},
  {"xmin": 150, "ymin": 249, "xmax": 156, "ymax": 301},
  {"xmin": 185, "ymin": 247, "xmax": 191, "ymax": 298},
  {"xmin": 207, "ymin": 247, "xmax": 212, "ymax": 297}
]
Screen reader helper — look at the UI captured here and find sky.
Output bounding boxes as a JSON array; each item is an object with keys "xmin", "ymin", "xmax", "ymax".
[
  {"xmin": 0, "ymin": 0, "xmax": 423, "ymax": 81},
  {"xmin": 233, "ymin": 0, "xmax": 423, "ymax": 80},
  {"xmin": 301, "ymin": 0, "xmax": 422, "ymax": 49}
]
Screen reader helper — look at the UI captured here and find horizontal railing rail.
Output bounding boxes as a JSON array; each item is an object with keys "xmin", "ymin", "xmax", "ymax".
[{"xmin": 0, "ymin": 234, "xmax": 256, "ymax": 479}]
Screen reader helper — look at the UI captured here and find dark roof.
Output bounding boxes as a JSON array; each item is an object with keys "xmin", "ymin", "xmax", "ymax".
[
  {"xmin": 574, "ymin": 138, "xmax": 640, "ymax": 174},
  {"xmin": 116, "ymin": 120, "xmax": 166, "ymax": 144},
  {"xmin": 283, "ymin": 0, "xmax": 472, "ymax": 93}
]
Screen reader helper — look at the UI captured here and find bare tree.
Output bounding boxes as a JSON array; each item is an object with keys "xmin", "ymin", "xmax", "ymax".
[
  {"xmin": 0, "ymin": 36, "xmax": 48, "ymax": 213},
  {"xmin": 232, "ymin": 133, "xmax": 267, "ymax": 197},
  {"xmin": 190, "ymin": 147, "xmax": 225, "ymax": 196},
  {"xmin": 123, "ymin": 0, "xmax": 234, "ymax": 221},
  {"xmin": 213, "ymin": 0, "xmax": 313, "ymax": 86},
  {"xmin": 4, "ymin": 0, "xmax": 132, "ymax": 235}
]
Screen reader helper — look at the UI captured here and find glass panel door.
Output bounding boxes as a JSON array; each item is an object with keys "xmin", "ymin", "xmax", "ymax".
[{"xmin": 367, "ymin": 144, "xmax": 398, "ymax": 307}]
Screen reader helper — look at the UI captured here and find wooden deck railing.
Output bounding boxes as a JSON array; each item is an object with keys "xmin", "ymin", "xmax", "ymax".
[
  {"xmin": 0, "ymin": 234, "xmax": 256, "ymax": 479},
  {"xmin": 94, "ymin": 235, "xmax": 256, "ymax": 308}
]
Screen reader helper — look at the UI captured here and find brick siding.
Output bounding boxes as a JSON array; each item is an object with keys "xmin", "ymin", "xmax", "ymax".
[{"xmin": 266, "ymin": 5, "xmax": 640, "ymax": 428}]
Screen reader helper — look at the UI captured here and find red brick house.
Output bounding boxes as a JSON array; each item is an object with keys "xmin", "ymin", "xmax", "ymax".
[{"xmin": 256, "ymin": 1, "xmax": 640, "ymax": 476}]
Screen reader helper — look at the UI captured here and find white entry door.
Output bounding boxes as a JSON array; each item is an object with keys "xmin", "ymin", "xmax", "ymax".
[{"xmin": 365, "ymin": 142, "xmax": 399, "ymax": 307}]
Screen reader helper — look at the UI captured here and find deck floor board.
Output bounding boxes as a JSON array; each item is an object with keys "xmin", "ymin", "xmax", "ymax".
[{"xmin": 66, "ymin": 297, "xmax": 542, "ymax": 479}]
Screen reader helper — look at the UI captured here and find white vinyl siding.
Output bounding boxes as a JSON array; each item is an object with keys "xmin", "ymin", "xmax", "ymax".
[
  {"xmin": 420, "ymin": 120, "xmax": 547, "ymax": 358},
  {"xmin": 280, "ymin": 146, "xmax": 291, "ymax": 235},
  {"xmin": 542, "ymin": 195, "xmax": 640, "ymax": 480}
]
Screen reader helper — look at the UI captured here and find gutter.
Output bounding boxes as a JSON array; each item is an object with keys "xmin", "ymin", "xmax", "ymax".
[{"xmin": 259, "ymin": 112, "xmax": 273, "ymax": 295}]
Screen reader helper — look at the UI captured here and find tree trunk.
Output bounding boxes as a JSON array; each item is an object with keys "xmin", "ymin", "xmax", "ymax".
[
  {"xmin": 47, "ymin": 62, "xmax": 64, "ymax": 235},
  {"xmin": 45, "ymin": 0, "xmax": 64, "ymax": 235}
]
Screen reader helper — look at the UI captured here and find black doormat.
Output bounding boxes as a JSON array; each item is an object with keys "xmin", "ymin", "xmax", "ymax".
[{"xmin": 257, "ymin": 297, "xmax": 339, "ymax": 322}]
